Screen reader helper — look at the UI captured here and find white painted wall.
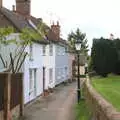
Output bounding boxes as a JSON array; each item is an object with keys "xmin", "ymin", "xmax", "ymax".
[
  {"xmin": 42, "ymin": 44, "xmax": 56, "ymax": 89},
  {"xmin": 55, "ymin": 44, "xmax": 69, "ymax": 85},
  {"xmin": 0, "ymin": 33, "xmax": 20, "ymax": 70},
  {"xmin": 24, "ymin": 43, "xmax": 44, "ymax": 104},
  {"xmin": 0, "ymin": 33, "xmax": 45, "ymax": 104},
  {"xmin": 0, "ymin": 33, "xmax": 71, "ymax": 104},
  {"xmin": 42, "ymin": 43, "xmax": 69, "ymax": 88}
]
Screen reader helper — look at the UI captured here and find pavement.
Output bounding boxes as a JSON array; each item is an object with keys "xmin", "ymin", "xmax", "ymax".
[{"xmin": 22, "ymin": 81, "xmax": 77, "ymax": 120}]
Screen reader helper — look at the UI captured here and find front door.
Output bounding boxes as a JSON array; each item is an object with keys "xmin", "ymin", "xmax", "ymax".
[{"xmin": 29, "ymin": 68, "xmax": 37, "ymax": 101}]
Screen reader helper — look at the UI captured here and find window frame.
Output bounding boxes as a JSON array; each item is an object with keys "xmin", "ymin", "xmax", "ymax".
[
  {"xmin": 49, "ymin": 44, "xmax": 53, "ymax": 56},
  {"xmin": 29, "ymin": 44, "xmax": 33, "ymax": 61},
  {"xmin": 42, "ymin": 45, "xmax": 46, "ymax": 56},
  {"xmin": 29, "ymin": 69, "xmax": 33, "ymax": 90},
  {"xmin": 49, "ymin": 68, "xmax": 53, "ymax": 84}
]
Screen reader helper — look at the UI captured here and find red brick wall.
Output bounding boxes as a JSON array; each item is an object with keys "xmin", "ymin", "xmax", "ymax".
[
  {"xmin": 83, "ymin": 77, "xmax": 120, "ymax": 120},
  {"xmin": 16, "ymin": 0, "xmax": 30, "ymax": 16},
  {"xmin": 51, "ymin": 22, "xmax": 60, "ymax": 40}
]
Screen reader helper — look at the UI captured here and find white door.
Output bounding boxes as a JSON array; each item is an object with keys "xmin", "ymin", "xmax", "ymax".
[{"xmin": 29, "ymin": 68, "xmax": 37, "ymax": 101}]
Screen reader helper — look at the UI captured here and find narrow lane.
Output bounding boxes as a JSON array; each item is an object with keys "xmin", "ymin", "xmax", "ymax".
[{"xmin": 23, "ymin": 82, "xmax": 77, "ymax": 120}]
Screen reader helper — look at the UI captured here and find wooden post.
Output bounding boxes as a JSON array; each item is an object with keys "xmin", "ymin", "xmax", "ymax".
[
  {"xmin": 4, "ymin": 73, "xmax": 11, "ymax": 120},
  {"xmin": 19, "ymin": 73, "xmax": 24, "ymax": 117}
]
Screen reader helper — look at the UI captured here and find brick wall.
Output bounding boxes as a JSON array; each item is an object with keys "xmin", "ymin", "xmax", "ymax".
[
  {"xmin": 83, "ymin": 77, "xmax": 120, "ymax": 120},
  {"xmin": 0, "ymin": 105, "xmax": 20, "ymax": 120},
  {"xmin": 11, "ymin": 105, "xmax": 20, "ymax": 119},
  {"xmin": 16, "ymin": 0, "xmax": 30, "ymax": 16}
]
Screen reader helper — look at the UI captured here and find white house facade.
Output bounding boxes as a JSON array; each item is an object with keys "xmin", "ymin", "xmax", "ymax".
[
  {"xmin": 0, "ymin": 33, "xmax": 48, "ymax": 104},
  {"xmin": 42, "ymin": 42, "xmax": 69, "ymax": 90},
  {"xmin": 0, "ymin": 0, "xmax": 72, "ymax": 104},
  {"xmin": 0, "ymin": 34, "xmax": 70, "ymax": 104},
  {"xmin": 23, "ymin": 43, "xmax": 47, "ymax": 103},
  {"xmin": 55, "ymin": 44, "xmax": 69, "ymax": 85},
  {"xmin": 42, "ymin": 43, "xmax": 55, "ymax": 89},
  {"xmin": 23, "ymin": 40, "xmax": 70, "ymax": 103}
]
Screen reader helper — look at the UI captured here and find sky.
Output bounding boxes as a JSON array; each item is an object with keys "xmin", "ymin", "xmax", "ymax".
[{"xmin": 3, "ymin": 0, "xmax": 120, "ymax": 50}]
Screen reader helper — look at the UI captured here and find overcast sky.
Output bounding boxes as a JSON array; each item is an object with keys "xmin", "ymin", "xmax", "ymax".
[{"xmin": 3, "ymin": 0, "xmax": 120, "ymax": 49}]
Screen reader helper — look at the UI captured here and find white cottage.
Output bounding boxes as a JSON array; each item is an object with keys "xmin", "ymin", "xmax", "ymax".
[
  {"xmin": 43, "ymin": 22, "xmax": 69, "ymax": 89},
  {"xmin": 0, "ymin": 33, "xmax": 49, "ymax": 104},
  {"xmin": 0, "ymin": 0, "xmax": 49, "ymax": 104},
  {"xmin": 0, "ymin": 0, "xmax": 70, "ymax": 104},
  {"xmin": 23, "ymin": 41, "xmax": 49, "ymax": 103}
]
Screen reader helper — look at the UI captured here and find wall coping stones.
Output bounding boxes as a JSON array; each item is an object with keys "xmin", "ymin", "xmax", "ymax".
[{"xmin": 84, "ymin": 76, "xmax": 120, "ymax": 120}]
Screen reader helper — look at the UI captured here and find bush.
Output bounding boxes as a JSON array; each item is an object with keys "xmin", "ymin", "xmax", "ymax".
[{"xmin": 90, "ymin": 37, "xmax": 118, "ymax": 77}]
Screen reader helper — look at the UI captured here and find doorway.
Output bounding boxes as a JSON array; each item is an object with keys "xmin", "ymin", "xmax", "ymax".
[
  {"xmin": 43, "ymin": 67, "xmax": 45, "ymax": 92},
  {"xmin": 29, "ymin": 68, "xmax": 37, "ymax": 101}
]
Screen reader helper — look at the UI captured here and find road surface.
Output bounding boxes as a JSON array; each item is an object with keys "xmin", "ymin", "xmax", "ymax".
[{"xmin": 23, "ymin": 82, "xmax": 77, "ymax": 120}]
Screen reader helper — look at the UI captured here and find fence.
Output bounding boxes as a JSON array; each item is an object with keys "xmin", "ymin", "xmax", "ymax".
[{"xmin": 0, "ymin": 73, "xmax": 23, "ymax": 120}]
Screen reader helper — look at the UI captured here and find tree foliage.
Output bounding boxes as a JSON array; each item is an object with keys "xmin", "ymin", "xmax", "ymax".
[
  {"xmin": 90, "ymin": 37, "xmax": 118, "ymax": 77},
  {"xmin": 0, "ymin": 22, "xmax": 47, "ymax": 73},
  {"xmin": 67, "ymin": 28, "xmax": 89, "ymax": 55},
  {"xmin": 0, "ymin": 27, "xmax": 14, "ymax": 45},
  {"xmin": 113, "ymin": 39, "xmax": 120, "ymax": 74}
]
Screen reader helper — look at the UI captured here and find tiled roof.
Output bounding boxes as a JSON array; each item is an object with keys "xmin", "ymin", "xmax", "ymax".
[
  {"xmin": 0, "ymin": 7, "xmax": 49, "ymax": 44},
  {"xmin": 0, "ymin": 7, "xmax": 68, "ymax": 46},
  {"xmin": 0, "ymin": 7, "xmax": 32, "ymax": 30}
]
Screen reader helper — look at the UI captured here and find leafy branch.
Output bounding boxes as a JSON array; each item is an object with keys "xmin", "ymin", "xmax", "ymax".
[{"xmin": 0, "ymin": 22, "xmax": 47, "ymax": 73}]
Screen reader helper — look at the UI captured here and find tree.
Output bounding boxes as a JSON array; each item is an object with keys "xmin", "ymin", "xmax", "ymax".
[
  {"xmin": 0, "ymin": 22, "xmax": 47, "ymax": 73},
  {"xmin": 90, "ymin": 37, "xmax": 117, "ymax": 77},
  {"xmin": 67, "ymin": 28, "xmax": 89, "ymax": 56},
  {"xmin": 113, "ymin": 38, "xmax": 120, "ymax": 74}
]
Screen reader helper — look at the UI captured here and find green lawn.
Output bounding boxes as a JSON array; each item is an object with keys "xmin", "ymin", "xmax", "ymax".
[
  {"xmin": 75, "ymin": 101, "xmax": 91, "ymax": 120},
  {"xmin": 92, "ymin": 74, "xmax": 120, "ymax": 111}
]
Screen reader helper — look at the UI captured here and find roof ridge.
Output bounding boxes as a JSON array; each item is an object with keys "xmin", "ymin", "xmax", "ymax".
[{"xmin": 0, "ymin": 7, "xmax": 32, "ymax": 31}]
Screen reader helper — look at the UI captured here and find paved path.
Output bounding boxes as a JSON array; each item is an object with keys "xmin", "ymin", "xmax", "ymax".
[{"xmin": 23, "ymin": 82, "xmax": 77, "ymax": 120}]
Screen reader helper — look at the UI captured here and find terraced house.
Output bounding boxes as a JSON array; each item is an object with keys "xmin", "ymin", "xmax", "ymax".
[{"xmin": 0, "ymin": 0, "xmax": 71, "ymax": 104}]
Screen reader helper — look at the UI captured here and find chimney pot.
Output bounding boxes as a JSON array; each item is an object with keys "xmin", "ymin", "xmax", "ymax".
[
  {"xmin": 12, "ymin": 5, "xmax": 15, "ymax": 12},
  {"xmin": 51, "ymin": 21, "xmax": 60, "ymax": 40},
  {"xmin": 52, "ymin": 21, "xmax": 54, "ymax": 25},
  {"xmin": 57, "ymin": 21, "xmax": 59, "ymax": 26}
]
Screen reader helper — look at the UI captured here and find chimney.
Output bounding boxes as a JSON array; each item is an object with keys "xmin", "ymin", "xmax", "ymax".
[
  {"xmin": 110, "ymin": 33, "xmax": 114, "ymax": 40},
  {"xmin": 0, "ymin": 0, "xmax": 2, "ymax": 8},
  {"xmin": 51, "ymin": 21, "xmax": 60, "ymax": 40},
  {"xmin": 16, "ymin": 0, "xmax": 31, "ymax": 16},
  {"xmin": 12, "ymin": 5, "xmax": 16, "ymax": 12}
]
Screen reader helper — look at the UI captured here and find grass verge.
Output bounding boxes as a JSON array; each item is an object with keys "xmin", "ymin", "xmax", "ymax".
[
  {"xmin": 92, "ymin": 74, "xmax": 120, "ymax": 111},
  {"xmin": 75, "ymin": 100, "xmax": 91, "ymax": 120}
]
